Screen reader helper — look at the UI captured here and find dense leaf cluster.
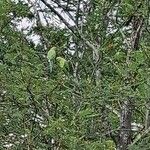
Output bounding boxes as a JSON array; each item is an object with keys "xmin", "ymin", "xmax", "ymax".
[{"xmin": 0, "ymin": 0, "xmax": 150, "ymax": 149}]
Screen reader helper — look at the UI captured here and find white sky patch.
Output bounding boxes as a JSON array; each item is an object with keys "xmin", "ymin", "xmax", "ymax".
[
  {"xmin": 27, "ymin": 34, "xmax": 41, "ymax": 45},
  {"xmin": 11, "ymin": 0, "xmax": 76, "ymax": 45},
  {"xmin": 3, "ymin": 143, "xmax": 13, "ymax": 148},
  {"xmin": 15, "ymin": 18, "xmax": 34, "ymax": 32},
  {"xmin": 21, "ymin": 134, "xmax": 28, "ymax": 138}
]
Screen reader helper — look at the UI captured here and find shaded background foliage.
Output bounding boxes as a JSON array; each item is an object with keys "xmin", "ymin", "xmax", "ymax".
[{"xmin": 0, "ymin": 0, "xmax": 150, "ymax": 149}]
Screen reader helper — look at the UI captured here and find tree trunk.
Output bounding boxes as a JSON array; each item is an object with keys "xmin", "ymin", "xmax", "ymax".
[
  {"xmin": 118, "ymin": 100, "xmax": 132, "ymax": 150},
  {"xmin": 145, "ymin": 100, "xmax": 150, "ymax": 129},
  {"xmin": 118, "ymin": 15, "xmax": 143, "ymax": 149}
]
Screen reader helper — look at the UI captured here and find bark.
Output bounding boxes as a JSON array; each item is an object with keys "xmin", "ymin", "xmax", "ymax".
[
  {"xmin": 145, "ymin": 100, "xmax": 150, "ymax": 129},
  {"xmin": 118, "ymin": 100, "xmax": 133, "ymax": 150},
  {"xmin": 118, "ymin": 15, "xmax": 144, "ymax": 150}
]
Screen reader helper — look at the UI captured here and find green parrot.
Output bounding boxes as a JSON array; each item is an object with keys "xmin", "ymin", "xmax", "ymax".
[{"xmin": 47, "ymin": 47, "xmax": 57, "ymax": 73}]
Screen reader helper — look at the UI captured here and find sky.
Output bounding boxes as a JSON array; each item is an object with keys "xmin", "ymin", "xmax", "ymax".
[{"xmin": 14, "ymin": 0, "xmax": 76, "ymax": 45}]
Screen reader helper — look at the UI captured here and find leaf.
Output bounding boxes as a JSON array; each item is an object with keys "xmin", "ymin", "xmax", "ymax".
[
  {"xmin": 114, "ymin": 51, "xmax": 126, "ymax": 61},
  {"xmin": 105, "ymin": 140, "xmax": 116, "ymax": 150},
  {"xmin": 133, "ymin": 51, "xmax": 145, "ymax": 64},
  {"xmin": 56, "ymin": 57, "xmax": 67, "ymax": 68},
  {"xmin": 47, "ymin": 47, "xmax": 57, "ymax": 60},
  {"xmin": 78, "ymin": 108, "xmax": 93, "ymax": 118}
]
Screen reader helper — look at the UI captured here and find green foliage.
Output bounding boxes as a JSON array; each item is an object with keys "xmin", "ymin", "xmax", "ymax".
[
  {"xmin": 0, "ymin": 0, "xmax": 150, "ymax": 149},
  {"xmin": 129, "ymin": 136, "xmax": 150, "ymax": 150}
]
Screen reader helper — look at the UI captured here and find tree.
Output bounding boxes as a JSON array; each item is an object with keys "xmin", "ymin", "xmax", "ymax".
[{"xmin": 0, "ymin": 0, "xmax": 150, "ymax": 149}]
